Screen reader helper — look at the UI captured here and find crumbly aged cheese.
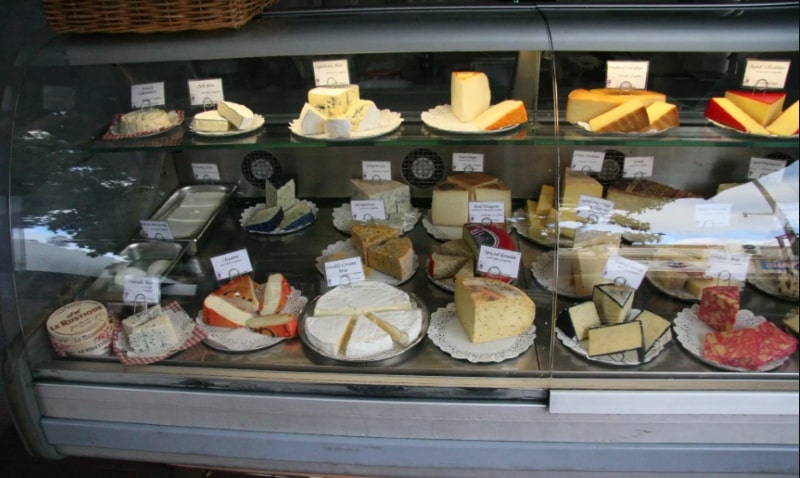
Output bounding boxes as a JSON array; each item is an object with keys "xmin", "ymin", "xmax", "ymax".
[
  {"xmin": 367, "ymin": 236, "xmax": 414, "ymax": 280},
  {"xmin": 350, "ymin": 223, "xmax": 400, "ymax": 262},
  {"xmin": 368, "ymin": 309, "xmax": 423, "ymax": 347},
  {"xmin": 561, "ymin": 168, "xmax": 603, "ymax": 210},
  {"xmin": 592, "ymin": 283, "xmax": 635, "ymax": 325},
  {"xmin": 704, "ymin": 97, "xmax": 770, "ymax": 135},
  {"xmin": 698, "ymin": 286, "xmax": 740, "ymax": 332},
  {"xmin": 703, "ymin": 321, "xmax": 798, "ymax": 370},
  {"xmin": 191, "ymin": 110, "xmax": 230, "ymax": 132},
  {"xmin": 125, "ymin": 308, "xmax": 178, "ymax": 353},
  {"xmin": 451, "ymin": 71, "xmax": 491, "ymax": 122},
  {"xmin": 474, "ymin": 181, "xmax": 512, "ymax": 218},
  {"xmin": 572, "ymin": 245, "xmax": 616, "ymax": 297},
  {"xmin": 454, "ymin": 277, "xmax": 534, "ymax": 344},
  {"xmin": 725, "ymin": 90, "xmax": 786, "ymax": 126},
  {"xmin": 118, "ymin": 109, "xmax": 171, "ymax": 135},
  {"xmin": 345, "ymin": 314, "xmax": 394, "ymax": 358},
  {"xmin": 557, "ymin": 301, "xmax": 601, "ymax": 341},
  {"xmin": 314, "ymin": 281, "xmax": 413, "ymax": 316},
  {"xmin": 308, "ymin": 84, "xmax": 360, "ymax": 117},
  {"xmin": 633, "ymin": 309, "xmax": 672, "ymax": 353},
  {"xmin": 245, "ymin": 206, "xmax": 283, "ymax": 233},
  {"xmin": 454, "ymin": 259, "xmax": 475, "ymax": 279},
  {"xmin": 265, "ymin": 176, "xmax": 297, "ymax": 211},
  {"xmin": 587, "ymin": 321, "xmax": 644, "ymax": 359},
  {"xmin": 588, "ymin": 99, "xmax": 649, "ymax": 133},
  {"xmin": 303, "ymin": 314, "xmax": 353, "ymax": 356},
  {"xmin": 565, "ymin": 89, "xmax": 628, "ymax": 123},
  {"xmin": 217, "ymin": 101, "xmax": 256, "ymax": 130},
  {"xmin": 260, "ymin": 273, "xmax": 291, "ymax": 315},
  {"xmin": 536, "ymin": 185, "xmax": 555, "ymax": 215},
  {"xmin": 297, "ymin": 102, "xmax": 327, "ymax": 135},
  {"xmin": 350, "ymin": 179, "xmax": 411, "ymax": 216},
  {"xmin": 766, "ymin": 100, "xmax": 799, "ymax": 136},
  {"xmin": 431, "ymin": 182, "xmax": 470, "ymax": 226},
  {"xmin": 644, "ymin": 101, "xmax": 679, "ymax": 131},
  {"xmin": 473, "ymin": 100, "xmax": 528, "ymax": 131},
  {"xmin": 279, "ymin": 202, "xmax": 314, "ymax": 230},
  {"xmin": 429, "ymin": 253, "xmax": 469, "ymax": 279}
]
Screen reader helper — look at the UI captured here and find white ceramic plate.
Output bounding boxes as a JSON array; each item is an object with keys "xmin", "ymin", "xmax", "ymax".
[
  {"xmin": 315, "ymin": 239, "xmax": 418, "ymax": 286},
  {"xmin": 574, "ymin": 121, "xmax": 673, "ymax": 136},
  {"xmin": 289, "ymin": 109, "xmax": 403, "ymax": 141},
  {"xmin": 530, "ymin": 250, "xmax": 589, "ymax": 299},
  {"xmin": 190, "ymin": 114, "xmax": 265, "ymax": 137},
  {"xmin": 332, "ymin": 203, "xmax": 420, "ymax": 235},
  {"xmin": 239, "ymin": 200, "xmax": 319, "ymax": 236},
  {"xmin": 427, "ymin": 303, "xmax": 536, "ymax": 363},
  {"xmin": 421, "ymin": 104, "xmax": 521, "ymax": 134}
]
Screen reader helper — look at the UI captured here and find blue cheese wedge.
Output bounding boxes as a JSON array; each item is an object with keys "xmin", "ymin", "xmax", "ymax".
[
  {"xmin": 592, "ymin": 283, "xmax": 635, "ymax": 325},
  {"xmin": 632, "ymin": 309, "xmax": 671, "ymax": 353},
  {"xmin": 279, "ymin": 202, "xmax": 314, "ymax": 230},
  {"xmin": 245, "ymin": 206, "xmax": 284, "ymax": 233},
  {"xmin": 308, "ymin": 84, "xmax": 360, "ymax": 117},
  {"xmin": 350, "ymin": 178, "xmax": 411, "ymax": 216},
  {"xmin": 557, "ymin": 301, "xmax": 601, "ymax": 341},
  {"xmin": 586, "ymin": 321, "xmax": 644, "ymax": 360},
  {"xmin": 124, "ymin": 306, "xmax": 178, "ymax": 353},
  {"xmin": 265, "ymin": 176, "xmax": 297, "ymax": 210}
]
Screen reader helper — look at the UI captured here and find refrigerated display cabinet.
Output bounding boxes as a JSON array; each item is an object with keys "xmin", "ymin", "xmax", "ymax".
[{"xmin": 1, "ymin": 2, "xmax": 798, "ymax": 477}]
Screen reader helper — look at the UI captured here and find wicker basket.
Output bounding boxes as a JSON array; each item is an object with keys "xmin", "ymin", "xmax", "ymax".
[{"xmin": 41, "ymin": 0, "xmax": 279, "ymax": 34}]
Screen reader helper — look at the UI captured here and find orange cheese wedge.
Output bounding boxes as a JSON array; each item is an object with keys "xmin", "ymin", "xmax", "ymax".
[{"xmin": 766, "ymin": 100, "xmax": 799, "ymax": 136}]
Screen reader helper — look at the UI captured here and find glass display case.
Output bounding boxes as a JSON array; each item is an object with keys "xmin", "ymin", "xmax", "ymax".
[{"xmin": 1, "ymin": 2, "xmax": 798, "ymax": 477}]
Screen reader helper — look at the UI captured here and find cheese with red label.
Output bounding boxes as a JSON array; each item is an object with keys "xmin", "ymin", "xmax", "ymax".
[
  {"xmin": 454, "ymin": 277, "xmax": 534, "ymax": 344},
  {"xmin": 724, "ymin": 90, "xmax": 786, "ymax": 126},
  {"xmin": 698, "ymin": 286, "xmax": 740, "ymax": 332},
  {"xmin": 704, "ymin": 97, "xmax": 770, "ymax": 135}
]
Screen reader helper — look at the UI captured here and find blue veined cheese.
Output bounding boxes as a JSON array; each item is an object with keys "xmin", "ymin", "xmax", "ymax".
[
  {"xmin": 265, "ymin": 176, "xmax": 297, "ymax": 210},
  {"xmin": 592, "ymin": 283, "xmax": 635, "ymax": 325},
  {"xmin": 344, "ymin": 314, "xmax": 393, "ymax": 358},
  {"xmin": 245, "ymin": 206, "xmax": 284, "ymax": 233},
  {"xmin": 122, "ymin": 305, "xmax": 164, "ymax": 336},
  {"xmin": 191, "ymin": 110, "xmax": 229, "ymax": 132},
  {"xmin": 124, "ymin": 308, "xmax": 179, "ymax": 353},
  {"xmin": 303, "ymin": 314, "xmax": 353, "ymax": 356},
  {"xmin": 298, "ymin": 102, "xmax": 327, "ymax": 134},
  {"xmin": 368, "ymin": 309, "xmax": 423, "ymax": 347},
  {"xmin": 350, "ymin": 178, "xmax": 411, "ymax": 216},
  {"xmin": 217, "ymin": 100, "xmax": 256, "ymax": 130},
  {"xmin": 308, "ymin": 84, "xmax": 360, "ymax": 117},
  {"xmin": 324, "ymin": 99, "xmax": 380, "ymax": 139},
  {"xmin": 279, "ymin": 202, "xmax": 314, "ymax": 230},
  {"xmin": 314, "ymin": 281, "xmax": 412, "ymax": 316}
]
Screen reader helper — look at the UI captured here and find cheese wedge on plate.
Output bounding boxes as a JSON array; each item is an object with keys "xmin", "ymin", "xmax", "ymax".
[
  {"xmin": 454, "ymin": 277, "xmax": 534, "ymax": 344},
  {"xmin": 217, "ymin": 101, "xmax": 256, "ymax": 130},
  {"xmin": 704, "ymin": 97, "xmax": 770, "ymax": 135},
  {"xmin": 588, "ymin": 99, "xmax": 649, "ymax": 133},
  {"xmin": 724, "ymin": 90, "xmax": 786, "ymax": 126},
  {"xmin": 451, "ymin": 71, "xmax": 491, "ymax": 122},
  {"xmin": 473, "ymin": 100, "xmax": 528, "ymax": 131},
  {"xmin": 767, "ymin": 99, "xmax": 799, "ymax": 136}
]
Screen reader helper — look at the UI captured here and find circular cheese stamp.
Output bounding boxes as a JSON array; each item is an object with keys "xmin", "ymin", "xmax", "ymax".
[{"xmin": 46, "ymin": 300, "xmax": 111, "ymax": 356}]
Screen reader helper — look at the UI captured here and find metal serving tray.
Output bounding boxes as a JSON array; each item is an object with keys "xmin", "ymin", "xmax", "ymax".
[{"xmin": 139, "ymin": 184, "xmax": 236, "ymax": 255}]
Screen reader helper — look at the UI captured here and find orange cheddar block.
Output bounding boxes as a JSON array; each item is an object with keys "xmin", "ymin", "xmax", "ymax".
[
  {"xmin": 725, "ymin": 90, "xmax": 786, "ymax": 126},
  {"xmin": 704, "ymin": 97, "xmax": 770, "ymax": 135},
  {"xmin": 588, "ymin": 99, "xmax": 649, "ymax": 133},
  {"xmin": 698, "ymin": 286, "xmax": 739, "ymax": 332},
  {"xmin": 260, "ymin": 273, "xmax": 291, "ymax": 315},
  {"xmin": 767, "ymin": 100, "xmax": 799, "ymax": 136},
  {"xmin": 246, "ymin": 313, "xmax": 298, "ymax": 338}
]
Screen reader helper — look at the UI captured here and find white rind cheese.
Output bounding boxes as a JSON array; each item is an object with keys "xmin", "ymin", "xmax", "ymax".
[
  {"xmin": 304, "ymin": 314, "xmax": 352, "ymax": 356},
  {"xmin": 368, "ymin": 309, "xmax": 423, "ymax": 346},
  {"xmin": 315, "ymin": 281, "xmax": 412, "ymax": 316},
  {"xmin": 298, "ymin": 102, "xmax": 327, "ymax": 134},
  {"xmin": 325, "ymin": 117, "xmax": 353, "ymax": 139},
  {"xmin": 308, "ymin": 85, "xmax": 360, "ymax": 117},
  {"xmin": 191, "ymin": 110, "xmax": 230, "ymax": 132},
  {"xmin": 454, "ymin": 277, "xmax": 535, "ymax": 344},
  {"xmin": 345, "ymin": 314, "xmax": 394, "ymax": 358},
  {"xmin": 217, "ymin": 100, "xmax": 256, "ymax": 130}
]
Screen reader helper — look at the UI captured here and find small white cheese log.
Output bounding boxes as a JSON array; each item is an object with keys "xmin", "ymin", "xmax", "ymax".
[{"xmin": 217, "ymin": 101, "xmax": 256, "ymax": 130}]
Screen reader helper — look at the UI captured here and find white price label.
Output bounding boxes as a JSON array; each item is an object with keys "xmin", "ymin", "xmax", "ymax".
[
  {"xmin": 571, "ymin": 150, "xmax": 605, "ymax": 173},
  {"xmin": 694, "ymin": 203, "xmax": 732, "ymax": 228},
  {"xmin": 351, "ymin": 200, "xmax": 387, "ymax": 221},
  {"xmin": 606, "ymin": 61, "xmax": 650, "ymax": 90},
  {"xmin": 705, "ymin": 251, "xmax": 750, "ymax": 282},
  {"xmin": 623, "ymin": 156, "xmax": 654, "ymax": 178},
  {"xmin": 602, "ymin": 254, "xmax": 648, "ymax": 289},
  {"xmin": 140, "ymin": 220, "xmax": 174, "ymax": 241},
  {"xmin": 468, "ymin": 201, "xmax": 505, "ymax": 224},
  {"xmin": 192, "ymin": 163, "xmax": 221, "ymax": 181},
  {"xmin": 210, "ymin": 249, "xmax": 253, "ymax": 281},
  {"xmin": 123, "ymin": 275, "xmax": 161, "ymax": 305},
  {"xmin": 452, "ymin": 153, "xmax": 484, "ymax": 172},
  {"xmin": 313, "ymin": 59, "xmax": 350, "ymax": 86},
  {"xmin": 188, "ymin": 78, "xmax": 224, "ymax": 106},
  {"xmin": 362, "ymin": 161, "xmax": 392, "ymax": 181},
  {"xmin": 742, "ymin": 59, "xmax": 791, "ymax": 89},
  {"xmin": 748, "ymin": 157, "xmax": 786, "ymax": 180},
  {"xmin": 42, "ymin": 85, "xmax": 76, "ymax": 111},
  {"xmin": 131, "ymin": 82, "xmax": 166, "ymax": 108},
  {"xmin": 576, "ymin": 195, "xmax": 614, "ymax": 222},
  {"xmin": 476, "ymin": 246, "xmax": 521, "ymax": 280},
  {"xmin": 324, "ymin": 257, "xmax": 366, "ymax": 286}
]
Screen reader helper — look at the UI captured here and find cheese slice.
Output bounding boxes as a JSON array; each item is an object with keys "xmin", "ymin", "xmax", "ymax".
[
  {"xmin": 368, "ymin": 309, "xmax": 423, "ymax": 347},
  {"xmin": 279, "ymin": 202, "xmax": 314, "ymax": 230},
  {"xmin": 588, "ymin": 99, "xmax": 649, "ymax": 133},
  {"xmin": 429, "ymin": 253, "xmax": 469, "ymax": 279},
  {"xmin": 704, "ymin": 97, "xmax": 770, "ymax": 135},
  {"xmin": 245, "ymin": 206, "xmax": 283, "ymax": 233},
  {"xmin": 644, "ymin": 102, "xmax": 679, "ymax": 131},
  {"xmin": 297, "ymin": 102, "xmax": 327, "ymax": 134},
  {"xmin": 345, "ymin": 99, "xmax": 380, "ymax": 132},
  {"xmin": 473, "ymin": 100, "xmax": 528, "ymax": 131},
  {"xmin": 592, "ymin": 283, "xmax": 635, "ymax": 325},
  {"xmin": 451, "ymin": 71, "xmax": 491, "ymax": 122},
  {"xmin": 260, "ymin": 273, "xmax": 291, "ymax": 316},
  {"xmin": 725, "ymin": 90, "xmax": 786, "ymax": 126},
  {"xmin": 265, "ymin": 176, "xmax": 297, "ymax": 210},
  {"xmin": 314, "ymin": 281, "xmax": 412, "ymax": 316},
  {"xmin": 191, "ymin": 110, "xmax": 230, "ymax": 132},
  {"xmin": 557, "ymin": 301, "xmax": 601, "ymax": 341},
  {"xmin": 454, "ymin": 277, "xmax": 534, "ymax": 344},
  {"xmin": 587, "ymin": 321, "xmax": 644, "ymax": 359},
  {"xmin": 766, "ymin": 99, "xmax": 799, "ymax": 136},
  {"xmin": 245, "ymin": 313, "xmax": 298, "ymax": 338},
  {"xmin": 304, "ymin": 314, "xmax": 353, "ymax": 356},
  {"xmin": 217, "ymin": 101, "xmax": 256, "ymax": 130},
  {"xmin": 344, "ymin": 314, "xmax": 394, "ymax": 358},
  {"xmin": 783, "ymin": 312, "xmax": 799, "ymax": 335},
  {"xmin": 565, "ymin": 89, "xmax": 628, "ymax": 123},
  {"xmin": 633, "ymin": 309, "xmax": 671, "ymax": 353},
  {"xmin": 202, "ymin": 294, "xmax": 257, "ymax": 328},
  {"xmin": 535, "ymin": 185, "xmax": 555, "ymax": 215},
  {"xmin": 308, "ymin": 84, "xmax": 360, "ymax": 117}
]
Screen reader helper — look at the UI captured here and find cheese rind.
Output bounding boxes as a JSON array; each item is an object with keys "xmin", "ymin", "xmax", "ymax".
[
  {"xmin": 592, "ymin": 283, "xmax": 635, "ymax": 325},
  {"xmin": 454, "ymin": 277, "xmax": 534, "ymax": 344},
  {"xmin": 304, "ymin": 314, "xmax": 353, "ymax": 356},
  {"xmin": 245, "ymin": 206, "xmax": 283, "ymax": 233},
  {"xmin": 633, "ymin": 309, "xmax": 672, "ymax": 353},
  {"xmin": 644, "ymin": 102, "xmax": 679, "ymax": 131},
  {"xmin": 368, "ymin": 309, "xmax": 423, "ymax": 347},
  {"xmin": 451, "ymin": 71, "xmax": 491, "ymax": 122},
  {"xmin": 191, "ymin": 110, "xmax": 230, "ymax": 132},
  {"xmin": 767, "ymin": 99, "xmax": 800, "ymax": 136},
  {"xmin": 297, "ymin": 102, "xmax": 327, "ymax": 134},
  {"xmin": 566, "ymin": 89, "xmax": 627, "ymax": 123},
  {"xmin": 367, "ymin": 236, "xmax": 414, "ymax": 280},
  {"xmin": 350, "ymin": 223, "xmax": 400, "ymax": 263},
  {"xmin": 308, "ymin": 85, "xmax": 360, "ymax": 117},
  {"xmin": 704, "ymin": 97, "xmax": 770, "ymax": 135},
  {"xmin": 217, "ymin": 101, "xmax": 256, "ymax": 130},
  {"xmin": 588, "ymin": 99, "xmax": 649, "ymax": 133},
  {"xmin": 725, "ymin": 90, "xmax": 786, "ymax": 126},
  {"xmin": 314, "ymin": 281, "xmax": 413, "ymax": 316},
  {"xmin": 473, "ymin": 100, "xmax": 528, "ymax": 131},
  {"xmin": 265, "ymin": 176, "xmax": 297, "ymax": 210},
  {"xmin": 260, "ymin": 273, "xmax": 291, "ymax": 315},
  {"xmin": 279, "ymin": 202, "xmax": 314, "ymax": 230}
]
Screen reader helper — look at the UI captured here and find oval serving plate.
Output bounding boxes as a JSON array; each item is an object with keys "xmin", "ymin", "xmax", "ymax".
[{"xmin": 190, "ymin": 114, "xmax": 265, "ymax": 137}]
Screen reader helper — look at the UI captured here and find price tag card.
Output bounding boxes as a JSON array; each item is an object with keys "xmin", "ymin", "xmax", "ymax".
[
  {"xmin": 571, "ymin": 150, "xmax": 605, "ymax": 173},
  {"xmin": 42, "ymin": 85, "xmax": 76, "ymax": 111},
  {"xmin": 706, "ymin": 250, "xmax": 750, "ymax": 282},
  {"xmin": 743, "ymin": 59, "xmax": 791, "ymax": 89},
  {"xmin": 476, "ymin": 246, "xmax": 521, "ymax": 280},
  {"xmin": 324, "ymin": 257, "xmax": 366, "ymax": 286},
  {"xmin": 606, "ymin": 61, "xmax": 650, "ymax": 90},
  {"xmin": 602, "ymin": 254, "xmax": 648, "ymax": 289},
  {"xmin": 140, "ymin": 220, "xmax": 174, "ymax": 241},
  {"xmin": 468, "ymin": 201, "xmax": 505, "ymax": 224},
  {"xmin": 748, "ymin": 157, "xmax": 786, "ymax": 180},
  {"xmin": 351, "ymin": 200, "xmax": 387, "ymax": 221},
  {"xmin": 123, "ymin": 276, "xmax": 161, "ymax": 305},
  {"xmin": 453, "ymin": 153, "xmax": 484, "ymax": 172},
  {"xmin": 131, "ymin": 82, "xmax": 166, "ymax": 108},
  {"xmin": 188, "ymin": 78, "xmax": 224, "ymax": 106},
  {"xmin": 192, "ymin": 163, "xmax": 221, "ymax": 181},
  {"xmin": 694, "ymin": 203, "xmax": 732, "ymax": 228},
  {"xmin": 313, "ymin": 59, "xmax": 350, "ymax": 86},
  {"xmin": 362, "ymin": 161, "xmax": 392, "ymax": 181},
  {"xmin": 623, "ymin": 156, "xmax": 654, "ymax": 178},
  {"xmin": 210, "ymin": 249, "xmax": 254, "ymax": 281},
  {"xmin": 576, "ymin": 196, "xmax": 614, "ymax": 222}
]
